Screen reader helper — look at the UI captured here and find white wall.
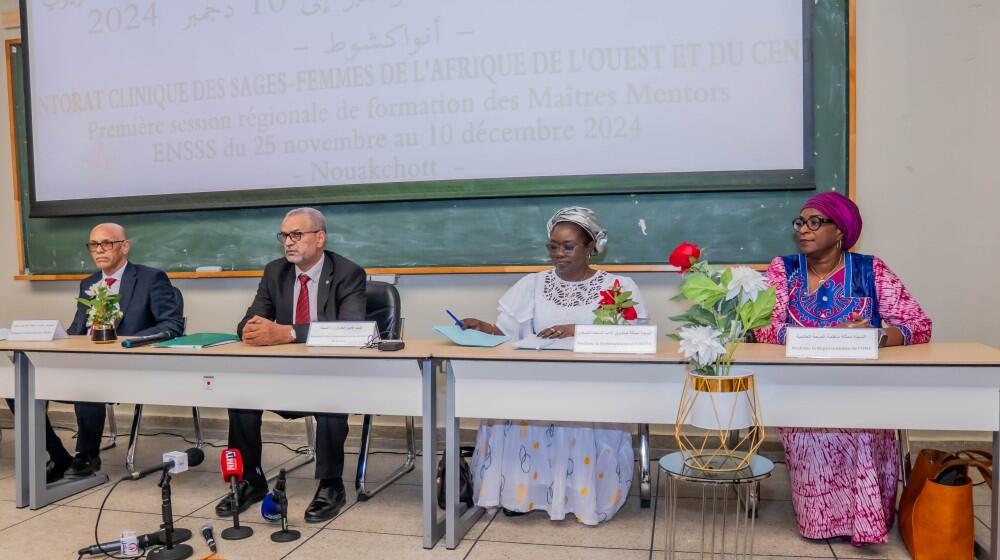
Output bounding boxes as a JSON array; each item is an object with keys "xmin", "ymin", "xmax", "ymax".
[
  {"xmin": 1, "ymin": 1, "xmax": 998, "ymax": 432},
  {"xmin": 855, "ymin": 0, "xmax": 1000, "ymax": 345}
]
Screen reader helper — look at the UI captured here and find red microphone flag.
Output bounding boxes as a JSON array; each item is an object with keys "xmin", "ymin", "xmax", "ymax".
[{"xmin": 220, "ymin": 448, "xmax": 243, "ymax": 482}]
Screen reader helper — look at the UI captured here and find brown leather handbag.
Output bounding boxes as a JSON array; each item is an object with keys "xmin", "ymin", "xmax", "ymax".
[{"xmin": 898, "ymin": 448, "xmax": 992, "ymax": 560}]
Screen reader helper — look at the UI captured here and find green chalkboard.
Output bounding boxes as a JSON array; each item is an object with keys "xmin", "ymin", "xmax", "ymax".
[{"xmin": 10, "ymin": 1, "xmax": 849, "ymax": 274}]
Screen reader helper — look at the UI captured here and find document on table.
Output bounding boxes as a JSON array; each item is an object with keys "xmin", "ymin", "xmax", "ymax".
[
  {"xmin": 512, "ymin": 335, "xmax": 574, "ymax": 351},
  {"xmin": 0, "ymin": 328, "xmax": 9, "ymax": 340},
  {"xmin": 433, "ymin": 325, "xmax": 509, "ymax": 348}
]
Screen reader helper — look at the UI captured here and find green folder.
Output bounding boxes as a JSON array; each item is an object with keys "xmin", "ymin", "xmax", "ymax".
[{"xmin": 155, "ymin": 333, "xmax": 240, "ymax": 349}]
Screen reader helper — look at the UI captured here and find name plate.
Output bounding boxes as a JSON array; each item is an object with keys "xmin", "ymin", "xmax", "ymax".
[
  {"xmin": 8, "ymin": 320, "xmax": 69, "ymax": 342},
  {"xmin": 573, "ymin": 325, "xmax": 657, "ymax": 354},
  {"xmin": 785, "ymin": 327, "xmax": 879, "ymax": 360},
  {"xmin": 306, "ymin": 321, "xmax": 380, "ymax": 347}
]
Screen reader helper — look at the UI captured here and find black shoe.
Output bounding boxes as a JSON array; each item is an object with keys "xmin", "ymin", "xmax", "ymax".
[
  {"xmin": 215, "ymin": 480, "xmax": 268, "ymax": 518},
  {"xmin": 304, "ymin": 483, "xmax": 346, "ymax": 523},
  {"xmin": 64, "ymin": 453, "xmax": 101, "ymax": 478},
  {"xmin": 46, "ymin": 458, "xmax": 72, "ymax": 484},
  {"xmin": 502, "ymin": 507, "xmax": 528, "ymax": 517}
]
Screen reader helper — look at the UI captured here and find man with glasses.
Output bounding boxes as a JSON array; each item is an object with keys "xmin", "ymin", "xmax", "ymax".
[
  {"xmin": 6, "ymin": 223, "xmax": 183, "ymax": 482},
  {"xmin": 217, "ymin": 207, "xmax": 366, "ymax": 523}
]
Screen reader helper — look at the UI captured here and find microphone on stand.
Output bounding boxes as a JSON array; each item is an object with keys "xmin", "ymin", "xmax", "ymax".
[
  {"xmin": 220, "ymin": 448, "xmax": 253, "ymax": 541},
  {"xmin": 269, "ymin": 469, "xmax": 301, "ymax": 543},
  {"xmin": 121, "ymin": 448, "xmax": 204, "ymax": 481}
]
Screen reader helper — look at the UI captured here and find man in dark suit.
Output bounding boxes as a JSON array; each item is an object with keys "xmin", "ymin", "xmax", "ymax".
[
  {"xmin": 215, "ymin": 207, "xmax": 366, "ymax": 523},
  {"xmin": 6, "ymin": 223, "xmax": 184, "ymax": 482}
]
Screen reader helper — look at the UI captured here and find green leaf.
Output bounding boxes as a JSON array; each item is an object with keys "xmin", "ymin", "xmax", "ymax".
[
  {"xmin": 718, "ymin": 297, "xmax": 738, "ymax": 318},
  {"xmin": 720, "ymin": 268, "xmax": 733, "ymax": 289},
  {"xmin": 665, "ymin": 333, "xmax": 681, "ymax": 341},
  {"xmin": 76, "ymin": 298, "xmax": 95, "ymax": 308},
  {"xmin": 743, "ymin": 288, "xmax": 777, "ymax": 331},
  {"xmin": 668, "ymin": 312, "xmax": 693, "ymax": 324},
  {"xmin": 687, "ymin": 304, "xmax": 717, "ymax": 328},
  {"xmin": 680, "ymin": 273, "xmax": 726, "ymax": 307}
]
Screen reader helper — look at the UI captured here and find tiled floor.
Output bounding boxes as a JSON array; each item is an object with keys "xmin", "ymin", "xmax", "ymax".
[{"xmin": 0, "ymin": 427, "xmax": 991, "ymax": 559}]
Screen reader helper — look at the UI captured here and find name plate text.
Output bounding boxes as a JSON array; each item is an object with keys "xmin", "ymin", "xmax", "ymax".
[
  {"xmin": 8, "ymin": 320, "xmax": 69, "ymax": 342},
  {"xmin": 785, "ymin": 327, "xmax": 879, "ymax": 360},
  {"xmin": 573, "ymin": 325, "xmax": 657, "ymax": 354},
  {"xmin": 306, "ymin": 321, "xmax": 380, "ymax": 347}
]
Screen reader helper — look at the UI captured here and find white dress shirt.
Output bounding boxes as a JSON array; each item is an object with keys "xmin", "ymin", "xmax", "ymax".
[{"xmin": 100, "ymin": 260, "xmax": 128, "ymax": 295}]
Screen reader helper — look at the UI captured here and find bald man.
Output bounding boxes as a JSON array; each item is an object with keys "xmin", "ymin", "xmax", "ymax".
[{"xmin": 7, "ymin": 224, "xmax": 184, "ymax": 482}]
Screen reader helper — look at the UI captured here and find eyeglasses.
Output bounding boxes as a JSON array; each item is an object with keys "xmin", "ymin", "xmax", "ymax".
[
  {"xmin": 792, "ymin": 217, "xmax": 836, "ymax": 231},
  {"xmin": 276, "ymin": 230, "xmax": 323, "ymax": 243},
  {"xmin": 545, "ymin": 241, "xmax": 580, "ymax": 254},
  {"xmin": 85, "ymin": 240, "xmax": 125, "ymax": 252}
]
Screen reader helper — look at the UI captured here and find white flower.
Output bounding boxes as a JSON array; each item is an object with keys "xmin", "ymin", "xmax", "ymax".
[
  {"xmin": 726, "ymin": 267, "xmax": 768, "ymax": 302},
  {"xmin": 85, "ymin": 282, "xmax": 103, "ymax": 297},
  {"xmin": 678, "ymin": 326, "xmax": 727, "ymax": 368}
]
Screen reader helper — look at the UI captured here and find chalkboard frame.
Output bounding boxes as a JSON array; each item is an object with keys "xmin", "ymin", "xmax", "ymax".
[
  {"xmin": 7, "ymin": 0, "xmax": 856, "ymax": 279},
  {"xmin": 20, "ymin": 1, "xmax": 817, "ymax": 218}
]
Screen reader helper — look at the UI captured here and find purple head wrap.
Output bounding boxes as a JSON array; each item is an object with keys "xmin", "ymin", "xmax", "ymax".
[{"xmin": 802, "ymin": 191, "xmax": 863, "ymax": 250}]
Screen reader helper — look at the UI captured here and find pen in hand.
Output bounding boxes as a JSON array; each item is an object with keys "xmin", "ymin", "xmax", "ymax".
[{"xmin": 446, "ymin": 309, "xmax": 464, "ymax": 330}]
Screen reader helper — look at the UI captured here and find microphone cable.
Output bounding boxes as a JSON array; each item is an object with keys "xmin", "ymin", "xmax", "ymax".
[{"xmin": 90, "ymin": 476, "xmax": 148, "ymax": 560}]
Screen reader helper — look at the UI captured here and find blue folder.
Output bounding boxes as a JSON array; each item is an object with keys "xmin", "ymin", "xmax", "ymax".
[{"xmin": 433, "ymin": 325, "xmax": 509, "ymax": 348}]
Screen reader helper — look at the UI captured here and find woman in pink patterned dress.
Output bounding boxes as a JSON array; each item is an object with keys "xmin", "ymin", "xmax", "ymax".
[{"xmin": 755, "ymin": 192, "xmax": 932, "ymax": 546}]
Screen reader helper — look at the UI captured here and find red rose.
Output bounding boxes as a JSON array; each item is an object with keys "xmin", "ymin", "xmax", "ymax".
[
  {"xmin": 668, "ymin": 242, "xmax": 701, "ymax": 272},
  {"xmin": 613, "ymin": 279, "xmax": 621, "ymax": 290},
  {"xmin": 622, "ymin": 306, "xmax": 638, "ymax": 321}
]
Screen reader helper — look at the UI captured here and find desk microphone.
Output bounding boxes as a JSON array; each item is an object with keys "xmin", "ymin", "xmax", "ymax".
[{"xmin": 122, "ymin": 331, "xmax": 173, "ymax": 348}]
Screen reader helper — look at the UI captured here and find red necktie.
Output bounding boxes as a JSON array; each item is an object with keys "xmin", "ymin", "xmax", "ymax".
[
  {"xmin": 104, "ymin": 278, "xmax": 116, "ymax": 287},
  {"xmin": 295, "ymin": 274, "xmax": 310, "ymax": 324}
]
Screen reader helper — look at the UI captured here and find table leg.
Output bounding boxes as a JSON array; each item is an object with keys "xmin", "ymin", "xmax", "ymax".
[
  {"xmin": 13, "ymin": 351, "xmax": 29, "ymax": 508},
  {"xmin": 444, "ymin": 360, "xmax": 482, "ymax": 550},
  {"xmin": 25, "ymin": 354, "xmax": 107, "ymax": 510},
  {"xmin": 638, "ymin": 423, "xmax": 651, "ymax": 508},
  {"xmin": 991, "ymin": 430, "xmax": 999, "ymax": 560},
  {"xmin": 422, "ymin": 359, "xmax": 444, "ymax": 549}
]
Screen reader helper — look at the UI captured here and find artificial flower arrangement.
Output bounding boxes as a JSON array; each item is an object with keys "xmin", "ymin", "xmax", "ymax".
[
  {"xmin": 668, "ymin": 242, "xmax": 776, "ymax": 375},
  {"xmin": 78, "ymin": 281, "xmax": 123, "ymax": 329},
  {"xmin": 592, "ymin": 279, "xmax": 639, "ymax": 325}
]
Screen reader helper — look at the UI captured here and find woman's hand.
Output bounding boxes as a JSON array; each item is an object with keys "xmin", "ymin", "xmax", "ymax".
[
  {"xmin": 460, "ymin": 318, "xmax": 503, "ymax": 335},
  {"xmin": 537, "ymin": 324, "xmax": 575, "ymax": 339},
  {"xmin": 835, "ymin": 312, "xmax": 872, "ymax": 329}
]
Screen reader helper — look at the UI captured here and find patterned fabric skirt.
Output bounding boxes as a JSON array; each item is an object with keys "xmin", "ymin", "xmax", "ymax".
[
  {"xmin": 780, "ymin": 427, "xmax": 899, "ymax": 545},
  {"xmin": 472, "ymin": 420, "xmax": 633, "ymax": 525}
]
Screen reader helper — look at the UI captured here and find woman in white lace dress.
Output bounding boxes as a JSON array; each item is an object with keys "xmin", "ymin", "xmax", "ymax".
[{"xmin": 460, "ymin": 207, "xmax": 648, "ymax": 525}]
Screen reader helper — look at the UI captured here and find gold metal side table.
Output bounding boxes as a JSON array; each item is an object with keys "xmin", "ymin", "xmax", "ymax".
[{"xmin": 659, "ymin": 452, "xmax": 774, "ymax": 560}]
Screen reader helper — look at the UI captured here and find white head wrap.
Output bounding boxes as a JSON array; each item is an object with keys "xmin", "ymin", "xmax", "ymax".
[{"xmin": 546, "ymin": 206, "xmax": 608, "ymax": 255}]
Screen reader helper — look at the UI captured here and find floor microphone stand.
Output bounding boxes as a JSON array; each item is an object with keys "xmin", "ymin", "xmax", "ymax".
[
  {"xmin": 221, "ymin": 478, "xmax": 253, "ymax": 540},
  {"xmin": 148, "ymin": 470, "xmax": 193, "ymax": 560},
  {"xmin": 270, "ymin": 483, "xmax": 300, "ymax": 542}
]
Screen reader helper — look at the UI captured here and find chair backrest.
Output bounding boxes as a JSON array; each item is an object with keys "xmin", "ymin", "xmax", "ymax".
[
  {"xmin": 173, "ymin": 286, "xmax": 187, "ymax": 334},
  {"xmin": 365, "ymin": 281, "xmax": 401, "ymax": 339}
]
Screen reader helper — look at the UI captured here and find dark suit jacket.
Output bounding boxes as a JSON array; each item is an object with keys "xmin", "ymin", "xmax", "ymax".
[
  {"xmin": 237, "ymin": 250, "xmax": 367, "ymax": 342},
  {"xmin": 68, "ymin": 262, "xmax": 185, "ymax": 337}
]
